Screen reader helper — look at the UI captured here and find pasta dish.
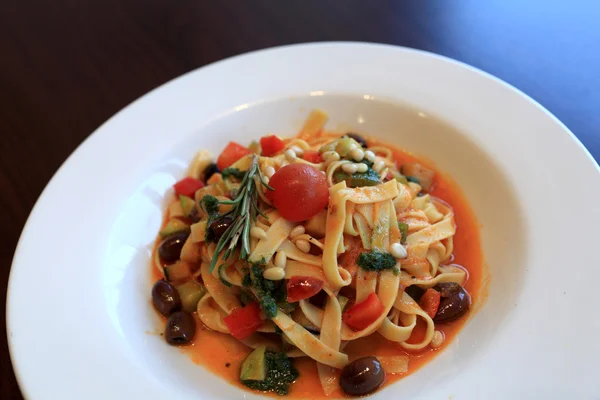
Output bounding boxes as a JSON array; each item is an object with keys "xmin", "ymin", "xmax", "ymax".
[{"xmin": 150, "ymin": 110, "xmax": 481, "ymax": 397}]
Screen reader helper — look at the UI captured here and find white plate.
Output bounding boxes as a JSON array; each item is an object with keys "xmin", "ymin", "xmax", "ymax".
[{"xmin": 7, "ymin": 43, "xmax": 600, "ymax": 399}]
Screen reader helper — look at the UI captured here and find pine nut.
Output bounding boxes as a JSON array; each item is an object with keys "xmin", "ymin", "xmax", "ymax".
[
  {"xmin": 431, "ymin": 330, "xmax": 445, "ymax": 349},
  {"xmin": 250, "ymin": 226, "xmax": 268, "ymax": 240},
  {"xmin": 289, "ymin": 145, "xmax": 304, "ymax": 156},
  {"xmin": 350, "ymin": 148, "xmax": 365, "ymax": 162},
  {"xmin": 295, "ymin": 239, "xmax": 311, "ymax": 253},
  {"xmin": 263, "ymin": 267, "xmax": 285, "ymax": 281},
  {"xmin": 274, "ymin": 250, "xmax": 287, "ymax": 269},
  {"xmin": 364, "ymin": 150, "xmax": 376, "ymax": 162},
  {"xmin": 373, "ymin": 160, "xmax": 386, "ymax": 172},
  {"xmin": 285, "ymin": 149, "xmax": 297, "ymax": 162},
  {"xmin": 342, "ymin": 163, "xmax": 359, "ymax": 174},
  {"xmin": 290, "ymin": 225, "xmax": 306, "ymax": 239},
  {"xmin": 390, "ymin": 242, "xmax": 407, "ymax": 259},
  {"xmin": 356, "ymin": 163, "xmax": 368, "ymax": 173},
  {"xmin": 263, "ymin": 166, "xmax": 275, "ymax": 178}
]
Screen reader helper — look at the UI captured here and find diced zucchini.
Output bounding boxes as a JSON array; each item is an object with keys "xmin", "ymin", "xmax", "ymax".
[
  {"xmin": 333, "ymin": 168, "xmax": 380, "ymax": 187},
  {"xmin": 164, "ymin": 261, "xmax": 191, "ymax": 282},
  {"xmin": 304, "ymin": 210, "xmax": 327, "ymax": 239},
  {"xmin": 168, "ymin": 201, "xmax": 184, "ymax": 218},
  {"xmin": 338, "ymin": 296, "xmax": 350, "ymax": 312},
  {"xmin": 401, "ymin": 162, "xmax": 434, "ymax": 191},
  {"xmin": 190, "ymin": 220, "xmax": 208, "ymax": 243},
  {"xmin": 335, "ymin": 137, "xmax": 361, "ymax": 157},
  {"xmin": 240, "ymin": 346, "xmax": 267, "ymax": 381},
  {"xmin": 218, "ymin": 265, "xmax": 232, "ymax": 287},
  {"xmin": 179, "ymin": 195, "xmax": 196, "ymax": 218},
  {"xmin": 277, "ymin": 302, "xmax": 296, "ymax": 313},
  {"xmin": 176, "ymin": 279, "xmax": 207, "ymax": 312},
  {"xmin": 159, "ymin": 218, "xmax": 190, "ymax": 238}
]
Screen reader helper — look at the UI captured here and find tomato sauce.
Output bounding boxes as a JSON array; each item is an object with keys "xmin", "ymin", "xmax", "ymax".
[{"xmin": 151, "ymin": 141, "xmax": 485, "ymax": 398}]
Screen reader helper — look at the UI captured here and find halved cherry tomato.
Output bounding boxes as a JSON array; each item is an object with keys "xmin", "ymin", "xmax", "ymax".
[
  {"xmin": 419, "ymin": 288, "xmax": 441, "ymax": 318},
  {"xmin": 223, "ymin": 302, "xmax": 263, "ymax": 340},
  {"xmin": 287, "ymin": 276, "xmax": 324, "ymax": 303},
  {"xmin": 265, "ymin": 164, "xmax": 329, "ymax": 222},
  {"xmin": 302, "ymin": 150, "xmax": 323, "ymax": 164},
  {"xmin": 259, "ymin": 135, "xmax": 285, "ymax": 156},
  {"xmin": 342, "ymin": 292, "xmax": 384, "ymax": 331},
  {"xmin": 217, "ymin": 142, "xmax": 251, "ymax": 170},
  {"xmin": 173, "ymin": 177, "xmax": 204, "ymax": 198}
]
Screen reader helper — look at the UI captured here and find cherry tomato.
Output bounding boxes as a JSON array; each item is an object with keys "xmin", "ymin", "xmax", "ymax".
[
  {"xmin": 343, "ymin": 292, "xmax": 384, "ymax": 331},
  {"xmin": 217, "ymin": 142, "xmax": 251, "ymax": 170},
  {"xmin": 223, "ymin": 302, "xmax": 263, "ymax": 340},
  {"xmin": 259, "ymin": 135, "xmax": 285, "ymax": 156},
  {"xmin": 302, "ymin": 150, "xmax": 323, "ymax": 163},
  {"xmin": 265, "ymin": 164, "xmax": 329, "ymax": 222},
  {"xmin": 419, "ymin": 288, "xmax": 441, "ymax": 318},
  {"xmin": 173, "ymin": 177, "xmax": 204, "ymax": 198},
  {"xmin": 287, "ymin": 276, "xmax": 324, "ymax": 303}
]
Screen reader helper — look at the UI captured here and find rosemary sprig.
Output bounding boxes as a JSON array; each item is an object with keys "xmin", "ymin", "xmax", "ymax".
[{"xmin": 209, "ymin": 155, "xmax": 272, "ymax": 272}]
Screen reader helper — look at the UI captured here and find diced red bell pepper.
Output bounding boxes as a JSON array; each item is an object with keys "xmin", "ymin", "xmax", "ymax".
[
  {"xmin": 419, "ymin": 288, "xmax": 441, "ymax": 318},
  {"xmin": 286, "ymin": 276, "xmax": 324, "ymax": 303},
  {"xmin": 223, "ymin": 302, "xmax": 263, "ymax": 340},
  {"xmin": 173, "ymin": 177, "xmax": 204, "ymax": 198},
  {"xmin": 259, "ymin": 135, "xmax": 285, "ymax": 157},
  {"xmin": 302, "ymin": 150, "xmax": 323, "ymax": 163},
  {"xmin": 217, "ymin": 142, "xmax": 252, "ymax": 170},
  {"xmin": 342, "ymin": 292, "xmax": 384, "ymax": 331}
]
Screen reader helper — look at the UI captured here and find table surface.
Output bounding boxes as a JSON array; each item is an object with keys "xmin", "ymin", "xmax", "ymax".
[{"xmin": 2, "ymin": 1, "xmax": 599, "ymax": 398}]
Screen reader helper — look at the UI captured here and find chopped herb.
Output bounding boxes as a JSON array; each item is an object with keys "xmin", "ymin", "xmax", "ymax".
[
  {"xmin": 242, "ymin": 273, "xmax": 252, "ymax": 287},
  {"xmin": 241, "ymin": 351, "xmax": 299, "ymax": 396},
  {"xmin": 272, "ymin": 282, "xmax": 287, "ymax": 303},
  {"xmin": 398, "ymin": 222, "xmax": 409, "ymax": 243},
  {"xmin": 201, "ymin": 194, "xmax": 220, "ymax": 217},
  {"xmin": 201, "ymin": 194, "xmax": 221, "ymax": 242},
  {"xmin": 357, "ymin": 250, "xmax": 397, "ymax": 272},
  {"xmin": 406, "ymin": 176, "xmax": 420, "ymax": 184},
  {"xmin": 249, "ymin": 264, "xmax": 277, "ymax": 319},
  {"xmin": 221, "ymin": 167, "xmax": 247, "ymax": 180},
  {"xmin": 393, "ymin": 267, "xmax": 400, "ymax": 276}
]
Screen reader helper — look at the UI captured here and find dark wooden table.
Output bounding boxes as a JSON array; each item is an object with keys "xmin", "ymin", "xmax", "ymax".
[{"xmin": 2, "ymin": 1, "xmax": 599, "ymax": 398}]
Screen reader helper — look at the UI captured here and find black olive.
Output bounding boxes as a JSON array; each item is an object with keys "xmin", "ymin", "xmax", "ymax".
[
  {"xmin": 345, "ymin": 133, "xmax": 368, "ymax": 148},
  {"xmin": 152, "ymin": 280, "xmax": 181, "ymax": 317},
  {"xmin": 340, "ymin": 356, "xmax": 385, "ymax": 396},
  {"xmin": 434, "ymin": 285, "xmax": 470, "ymax": 323},
  {"xmin": 203, "ymin": 162, "xmax": 220, "ymax": 181},
  {"xmin": 405, "ymin": 285, "xmax": 425, "ymax": 302},
  {"xmin": 158, "ymin": 232, "xmax": 189, "ymax": 264},
  {"xmin": 434, "ymin": 282, "xmax": 462, "ymax": 298},
  {"xmin": 165, "ymin": 311, "xmax": 196, "ymax": 345},
  {"xmin": 308, "ymin": 290, "xmax": 328, "ymax": 308},
  {"xmin": 208, "ymin": 215, "xmax": 234, "ymax": 240}
]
